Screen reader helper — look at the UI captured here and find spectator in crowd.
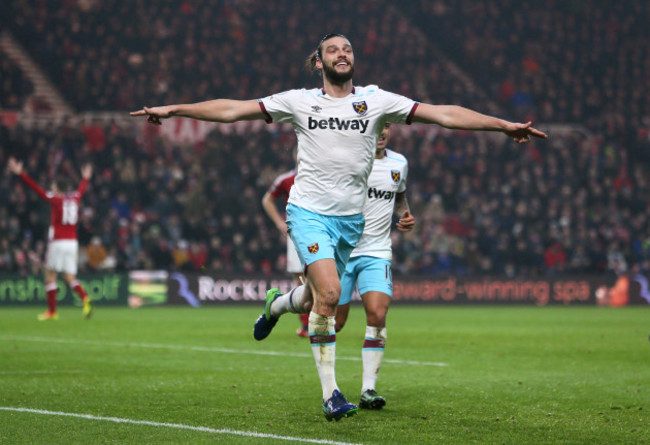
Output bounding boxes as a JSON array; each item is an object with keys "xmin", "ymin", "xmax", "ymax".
[{"xmin": 85, "ymin": 236, "xmax": 107, "ymax": 270}]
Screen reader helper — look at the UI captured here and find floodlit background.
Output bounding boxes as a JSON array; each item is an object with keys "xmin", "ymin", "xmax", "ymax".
[{"xmin": 0, "ymin": 1, "xmax": 648, "ymax": 292}]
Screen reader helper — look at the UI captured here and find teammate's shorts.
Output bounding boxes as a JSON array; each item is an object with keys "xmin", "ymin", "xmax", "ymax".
[
  {"xmin": 286, "ymin": 203, "xmax": 364, "ymax": 278},
  {"xmin": 46, "ymin": 239, "xmax": 79, "ymax": 275},
  {"xmin": 286, "ymin": 235, "xmax": 303, "ymax": 274},
  {"xmin": 339, "ymin": 255, "xmax": 393, "ymax": 305}
]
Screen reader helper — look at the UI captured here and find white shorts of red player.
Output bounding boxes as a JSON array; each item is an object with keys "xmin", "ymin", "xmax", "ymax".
[{"xmin": 46, "ymin": 239, "xmax": 79, "ymax": 275}]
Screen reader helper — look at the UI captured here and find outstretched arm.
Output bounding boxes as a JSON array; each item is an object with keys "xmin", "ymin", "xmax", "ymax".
[
  {"xmin": 8, "ymin": 157, "xmax": 23, "ymax": 175},
  {"xmin": 413, "ymin": 104, "xmax": 547, "ymax": 143},
  {"xmin": 77, "ymin": 163, "xmax": 92, "ymax": 195},
  {"xmin": 130, "ymin": 99, "xmax": 266, "ymax": 125},
  {"xmin": 81, "ymin": 163, "xmax": 93, "ymax": 180},
  {"xmin": 394, "ymin": 192, "xmax": 415, "ymax": 232},
  {"xmin": 8, "ymin": 157, "xmax": 48, "ymax": 200}
]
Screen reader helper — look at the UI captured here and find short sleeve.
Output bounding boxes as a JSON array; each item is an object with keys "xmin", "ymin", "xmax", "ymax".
[
  {"xmin": 398, "ymin": 161, "xmax": 408, "ymax": 193},
  {"xmin": 258, "ymin": 89, "xmax": 303, "ymax": 124},
  {"xmin": 375, "ymin": 88, "xmax": 419, "ymax": 125},
  {"xmin": 268, "ymin": 177, "xmax": 285, "ymax": 198}
]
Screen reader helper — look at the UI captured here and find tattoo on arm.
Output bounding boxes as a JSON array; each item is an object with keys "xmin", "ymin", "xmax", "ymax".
[{"xmin": 394, "ymin": 192, "xmax": 410, "ymax": 216}]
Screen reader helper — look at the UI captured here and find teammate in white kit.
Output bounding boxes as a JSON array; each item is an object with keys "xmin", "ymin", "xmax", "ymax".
[
  {"xmin": 334, "ymin": 122, "xmax": 414, "ymax": 411},
  {"xmin": 131, "ymin": 33, "xmax": 547, "ymax": 421}
]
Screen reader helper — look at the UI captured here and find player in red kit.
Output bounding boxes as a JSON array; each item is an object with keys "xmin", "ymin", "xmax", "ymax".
[
  {"xmin": 262, "ymin": 165, "xmax": 309, "ymax": 337},
  {"xmin": 8, "ymin": 158, "xmax": 94, "ymax": 320}
]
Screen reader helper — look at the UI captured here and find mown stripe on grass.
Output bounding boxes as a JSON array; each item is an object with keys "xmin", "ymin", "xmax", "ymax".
[
  {"xmin": 0, "ymin": 407, "xmax": 362, "ymax": 445},
  {"xmin": 2, "ymin": 336, "xmax": 448, "ymax": 367}
]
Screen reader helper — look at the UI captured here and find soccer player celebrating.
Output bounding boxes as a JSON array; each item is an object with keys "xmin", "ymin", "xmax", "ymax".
[
  {"xmin": 8, "ymin": 158, "xmax": 94, "ymax": 321},
  {"xmin": 131, "ymin": 33, "xmax": 547, "ymax": 421},
  {"xmin": 335, "ymin": 122, "xmax": 414, "ymax": 411}
]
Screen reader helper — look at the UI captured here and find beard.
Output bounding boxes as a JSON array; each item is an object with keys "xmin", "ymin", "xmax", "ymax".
[{"xmin": 322, "ymin": 60, "xmax": 355, "ymax": 84}]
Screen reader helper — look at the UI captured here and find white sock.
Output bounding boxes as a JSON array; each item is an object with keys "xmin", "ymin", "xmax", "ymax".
[
  {"xmin": 309, "ymin": 311, "xmax": 338, "ymax": 400},
  {"xmin": 270, "ymin": 285, "xmax": 308, "ymax": 317},
  {"xmin": 362, "ymin": 326, "xmax": 387, "ymax": 393}
]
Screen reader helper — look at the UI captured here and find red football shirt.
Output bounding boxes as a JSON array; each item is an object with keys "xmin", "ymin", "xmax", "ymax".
[
  {"xmin": 268, "ymin": 169, "xmax": 296, "ymax": 207},
  {"xmin": 20, "ymin": 172, "xmax": 88, "ymax": 240}
]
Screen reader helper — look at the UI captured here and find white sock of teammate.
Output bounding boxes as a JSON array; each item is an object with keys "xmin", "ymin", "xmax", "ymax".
[
  {"xmin": 362, "ymin": 326, "xmax": 387, "ymax": 393},
  {"xmin": 270, "ymin": 285, "xmax": 309, "ymax": 317},
  {"xmin": 309, "ymin": 311, "xmax": 338, "ymax": 400}
]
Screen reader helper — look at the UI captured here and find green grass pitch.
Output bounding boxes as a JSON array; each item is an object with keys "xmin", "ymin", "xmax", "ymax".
[{"xmin": 0, "ymin": 305, "xmax": 648, "ymax": 444}]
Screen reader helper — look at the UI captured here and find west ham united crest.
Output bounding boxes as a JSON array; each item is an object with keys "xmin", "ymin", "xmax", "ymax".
[
  {"xmin": 308, "ymin": 243, "xmax": 319, "ymax": 254},
  {"xmin": 391, "ymin": 170, "xmax": 401, "ymax": 183},
  {"xmin": 352, "ymin": 101, "xmax": 368, "ymax": 116}
]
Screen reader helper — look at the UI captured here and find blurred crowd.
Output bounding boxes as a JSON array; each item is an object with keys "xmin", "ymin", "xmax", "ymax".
[
  {"xmin": 1, "ymin": 0, "xmax": 486, "ymax": 111},
  {"xmin": 1, "ymin": 0, "xmax": 649, "ymax": 278},
  {"xmin": 399, "ymin": 1, "xmax": 649, "ymax": 129},
  {"xmin": 0, "ymin": 56, "xmax": 33, "ymax": 110},
  {"xmin": 0, "ymin": 118, "xmax": 295, "ymax": 275},
  {"xmin": 2, "ymin": 0, "xmax": 646, "ymax": 129},
  {"xmin": 2, "ymin": 118, "xmax": 649, "ymax": 278}
]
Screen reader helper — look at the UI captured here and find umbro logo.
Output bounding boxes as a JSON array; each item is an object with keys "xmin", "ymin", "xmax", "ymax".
[{"xmin": 311, "ymin": 106, "xmax": 323, "ymax": 113}]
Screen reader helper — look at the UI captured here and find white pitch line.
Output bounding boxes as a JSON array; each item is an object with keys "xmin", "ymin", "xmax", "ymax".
[
  {"xmin": 0, "ymin": 336, "xmax": 449, "ymax": 367},
  {"xmin": 0, "ymin": 407, "xmax": 362, "ymax": 445},
  {"xmin": 0, "ymin": 370, "xmax": 84, "ymax": 375}
]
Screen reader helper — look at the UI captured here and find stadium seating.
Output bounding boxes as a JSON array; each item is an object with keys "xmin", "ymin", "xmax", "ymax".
[{"xmin": 1, "ymin": 0, "xmax": 648, "ymax": 278}]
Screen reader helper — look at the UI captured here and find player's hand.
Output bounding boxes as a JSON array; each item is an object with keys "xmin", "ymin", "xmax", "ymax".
[
  {"xmin": 396, "ymin": 210, "xmax": 415, "ymax": 232},
  {"xmin": 130, "ymin": 106, "xmax": 175, "ymax": 125},
  {"xmin": 8, "ymin": 157, "xmax": 23, "ymax": 175},
  {"xmin": 503, "ymin": 122, "xmax": 548, "ymax": 143},
  {"xmin": 81, "ymin": 163, "xmax": 93, "ymax": 179}
]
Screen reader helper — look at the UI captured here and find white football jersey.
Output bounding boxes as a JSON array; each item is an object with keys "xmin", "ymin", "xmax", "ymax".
[
  {"xmin": 259, "ymin": 85, "xmax": 417, "ymax": 215},
  {"xmin": 352, "ymin": 149, "xmax": 408, "ymax": 259}
]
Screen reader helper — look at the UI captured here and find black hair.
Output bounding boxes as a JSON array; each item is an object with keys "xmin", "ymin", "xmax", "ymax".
[
  {"xmin": 316, "ymin": 33, "xmax": 349, "ymax": 60},
  {"xmin": 53, "ymin": 176, "xmax": 73, "ymax": 193}
]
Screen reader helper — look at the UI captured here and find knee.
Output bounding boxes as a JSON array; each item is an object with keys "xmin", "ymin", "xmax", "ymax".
[
  {"xmin": 366, "ymin": 309, "xmax": 388, "ymax": 327},
  {"xmin": 318, "ymin": 284, "xmax": 341, "ymax": 306}
]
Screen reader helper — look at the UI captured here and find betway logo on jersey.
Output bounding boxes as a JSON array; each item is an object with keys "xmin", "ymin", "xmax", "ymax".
[
  {"xmin": 368, "ymin": 187, "xmax": 395, "ymax": 200},
  {"xmin": 308, "ymin": 117, "xmax": 369, "ymax": 134}
]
